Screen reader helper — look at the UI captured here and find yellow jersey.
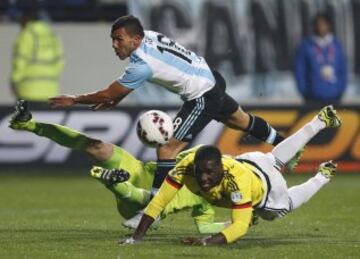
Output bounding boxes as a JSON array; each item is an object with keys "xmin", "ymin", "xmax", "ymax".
[{"xmin": 145, "ymin": 147, "xmax": 265, "ymax": 243}]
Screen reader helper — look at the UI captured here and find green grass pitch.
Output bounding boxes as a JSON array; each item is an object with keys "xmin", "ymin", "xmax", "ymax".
[{"xmin": 0, "ymin": 169, "xmax": 359, "ymax": 259}]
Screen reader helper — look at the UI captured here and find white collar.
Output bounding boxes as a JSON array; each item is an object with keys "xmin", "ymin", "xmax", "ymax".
[{"xmin": 313, "ymin": 34, "xmax": 334, "ymax": 47}]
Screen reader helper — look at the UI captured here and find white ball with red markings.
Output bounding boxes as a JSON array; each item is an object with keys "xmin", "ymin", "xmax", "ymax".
[{"xmin": 136, "ymin": 110, "xmax": 174, "ymax": 148}]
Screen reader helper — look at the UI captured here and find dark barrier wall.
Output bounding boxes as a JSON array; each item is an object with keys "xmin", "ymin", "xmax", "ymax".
[{"xmin": 0, "ymin": 105, "xmax": 359, "ymax": 172}]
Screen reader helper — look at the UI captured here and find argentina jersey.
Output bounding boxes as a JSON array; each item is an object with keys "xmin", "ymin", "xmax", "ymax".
[{"xmin": 117, "ymin": 30, "xmax": 216, "ymax": 101}]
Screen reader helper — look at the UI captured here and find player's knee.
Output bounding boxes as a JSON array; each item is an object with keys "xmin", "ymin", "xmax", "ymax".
[
  {"xmin": 86, "ymin": 140, "xmax": 113, "ymax": 161},
  {"xmin": 239, "ymin": 112, "xmax": 251, "ymax": 128},
  {"xmin": 223, "ymin": 109, "xmax": 250, "ymax": 130}
]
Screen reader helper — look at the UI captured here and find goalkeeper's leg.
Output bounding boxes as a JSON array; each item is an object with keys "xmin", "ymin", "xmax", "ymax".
[
  {"xmin": 9, "ymin": 108, "xmax": 153, "ymax": 177},
  {"xmin": 9, "ymin": 101, "xmax": 155, "ymax": 222},
  {"xmin": 191, "ymin": 202, "xmax": 231, "ymax": 234},
  {"xmin": 90, "ymin": 166, "xmax": 151, "ymax": 219},
  {"xmin": 9, "ymin": 106, "xmax": 115, "ymax": 163},
  {"xmin": 91, "ymin": 147, "xmax": 154, "ymax": 220},
  {"xmin": 109, "ymin": 182, "xmax": 151, "ymax": 219},
  {"xmin": 160, "ymin": 187, "xmax": 229, "ymax": 234},
  {"xmin": 90, "ymin": 165, "xmax": 150, "ymax": 219}
]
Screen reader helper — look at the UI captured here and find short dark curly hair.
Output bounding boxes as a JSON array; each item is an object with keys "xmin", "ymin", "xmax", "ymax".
[
  {"xmin": 111, "ymin": 15, "xmax": 144, "ymax": 37},
  {"xmin": 194, "ymin": 145, "xmax": 222, "ymax": 166},
  {"xmin": 312, "ymin": 13, "xmax": 332, "ymax": 27}
]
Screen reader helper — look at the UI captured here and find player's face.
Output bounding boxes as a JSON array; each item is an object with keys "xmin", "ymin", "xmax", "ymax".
[
  {"xmin": 314, "ymin": 18, "xmax": 330, "ymax": 37},
  {"xmin": 111, "ymin": 27, "xmax": 142, "ymax": 60},
  {"xmin": 195, "ymin": 160, "xmax": 223, "ymax": 192}
]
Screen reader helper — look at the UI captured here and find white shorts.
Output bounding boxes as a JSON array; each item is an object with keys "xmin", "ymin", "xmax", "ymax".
[{"xmin": 235, "ymin": 151, "xmax": 292, "ymax": 220}]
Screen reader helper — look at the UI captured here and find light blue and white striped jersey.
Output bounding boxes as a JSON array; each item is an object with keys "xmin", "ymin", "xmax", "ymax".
[{"xmin": 117, "ymin": 30, "xmax": 215, "ymax": 101}]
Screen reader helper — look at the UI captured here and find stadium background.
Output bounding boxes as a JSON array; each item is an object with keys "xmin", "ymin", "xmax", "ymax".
[
  {"xmin": 0, "ymin": 1, "xmax": 359, "ymax": 258},
  {"xmin": 0, "ymin": 0, "xmax": 359, "ymax": 172}
]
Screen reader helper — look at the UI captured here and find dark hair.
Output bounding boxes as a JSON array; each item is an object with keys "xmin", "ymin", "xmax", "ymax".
[
  {"xmin": 111, "ymin": 15, "xmax": 144, "ymax": 37},
  {"xmin": 18, "ymin": 1, "xmax": 41, "ymax": 22},
  {"xmin": 22, "ymin": 8, "xmax": 40, "ymax": 21},
  {"xmin": 312, "ymin": 13, "xmax": 332, "ymax": 27},
  {"xmin": 194, "ymin": 145, "xmax": 222, "ymax": 166}
]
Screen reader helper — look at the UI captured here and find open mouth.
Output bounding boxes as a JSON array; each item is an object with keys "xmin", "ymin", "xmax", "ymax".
[{"xmin": 201, "ymin": 183, "xmax": 211, "ymax": 191}]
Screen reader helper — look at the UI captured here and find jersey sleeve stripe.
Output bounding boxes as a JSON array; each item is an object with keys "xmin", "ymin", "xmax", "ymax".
[
  {"xmin": 165, "ymin": 176, "xmax": 183, "ymax": 189},
  {"xmin": 232, "ymin": 202, "xmax": 252, "ymax": 209}
]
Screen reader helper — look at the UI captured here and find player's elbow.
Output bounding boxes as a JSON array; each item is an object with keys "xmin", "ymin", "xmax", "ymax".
[{"xmin": 236, "ymin": 220, "xmax": 250, "ymax": 232}]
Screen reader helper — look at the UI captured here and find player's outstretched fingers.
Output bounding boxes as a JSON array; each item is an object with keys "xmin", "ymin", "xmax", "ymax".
[
  {"xmin": 181, "ymin": 237, "xmax": 204, "ymax": 246},
  {"xmin": 48, "ymin": 95, "xmax": 76, "ymax": 108},
  {"xmin": 118, "ymin": 237, "xmax": 138, "ymax": 245}
]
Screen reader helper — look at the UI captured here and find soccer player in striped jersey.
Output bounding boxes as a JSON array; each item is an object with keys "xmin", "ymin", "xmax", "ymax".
[
  {"xmin": 48, "ymin": 15, "xmax": 289, "ymax": 202},
  {"xmin": 9, "ymin": 100, "xmax": 230, "ymax": 234},
  {"xmin": 120, "ymin": 105, "xmax": 341, "ymax": 245}
]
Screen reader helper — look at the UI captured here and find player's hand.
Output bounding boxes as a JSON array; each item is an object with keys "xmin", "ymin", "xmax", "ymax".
[
  {"xmin": 182, "ymin": 237, "xmax": 207, "ymax": 246},
  {"xmin": 49, "ymin": 95, "xmax": 76, "ymax": 108},
  {"xmin": 118, "ymin": 237, "xmax": 139, "ymax": 245}
]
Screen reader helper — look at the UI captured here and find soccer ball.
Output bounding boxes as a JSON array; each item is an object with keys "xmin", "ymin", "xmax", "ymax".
[{"xmin": 136, "ymin": 110, "xmax": 174, "ymax": 147}]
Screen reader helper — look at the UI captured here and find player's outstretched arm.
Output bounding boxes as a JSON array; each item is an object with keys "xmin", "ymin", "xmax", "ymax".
[
  {"xmin": 119, "ymin": 214, "xmax": 155, "ymax": 244},
  {"xmin": 49, "ymin": 81, "xmax": 132, "ymax": 109},
  {"xmin": 119, "ymin": 175, "xmax": 182, "ymax": 244}
]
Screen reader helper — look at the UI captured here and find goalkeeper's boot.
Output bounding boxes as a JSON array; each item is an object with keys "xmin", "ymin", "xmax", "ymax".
[
  {"xmin": 90, "ymin": 166, "xmax": 130, "ymax": 186},
  {"xmin": 318, "ymin": 105, "xmax": 342, "ymax": 128},
  {"xmin": 9, "ymin": 99, "xmax": 33, "ymax": 130},
  {"xmin": 122, "ymin": 210, "xmax": 161, "ymax": 230},
  {"xmin": 285, "ymin": 147, "xmax": 304, "ymax": 174},
  {"xmin": 318, "ymin": 160, "xmax": 337, "ymax": 179}
]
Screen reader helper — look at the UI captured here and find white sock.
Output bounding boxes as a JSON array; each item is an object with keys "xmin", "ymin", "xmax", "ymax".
[
  {"xmin": 288, "ymin": 173, "xmax": 329, "ymax": 210},
  {"xmin": 272, "ymin": 116, "xmax": 326, "ymax": 164}
]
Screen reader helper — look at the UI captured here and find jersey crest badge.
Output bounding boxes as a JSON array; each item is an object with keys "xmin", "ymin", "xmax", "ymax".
[{"xmin": 231, "ymin": 191, "xmax": 242, "ymax": 203}]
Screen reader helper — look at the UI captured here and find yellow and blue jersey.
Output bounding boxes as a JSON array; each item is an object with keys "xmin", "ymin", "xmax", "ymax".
[
  {"xmin": 145, "ymin": 146, "xmax": 265, "ymax": 243},
  {"xmin": 168, "ymin": 151, "xmax": 264, "ymax": 209}
]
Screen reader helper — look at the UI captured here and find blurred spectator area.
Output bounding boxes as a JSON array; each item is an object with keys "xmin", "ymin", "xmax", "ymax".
[
  {"xmin": 0, "ymin": 0, "xmax": 127, "ymax": 22},
  {"xmin": 1, "ymin": 0, "xmax": 359, "ymax": 105}
]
